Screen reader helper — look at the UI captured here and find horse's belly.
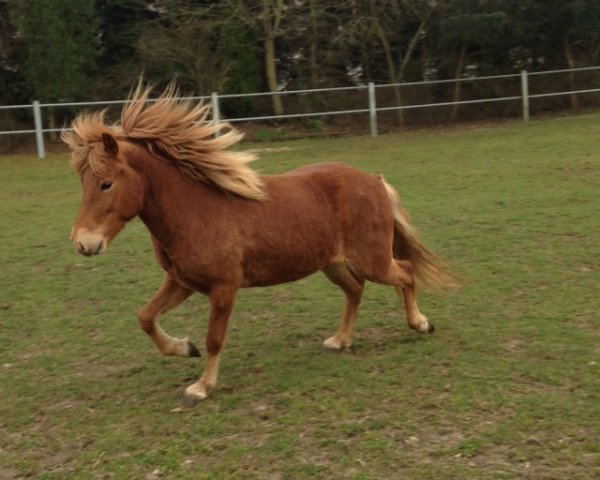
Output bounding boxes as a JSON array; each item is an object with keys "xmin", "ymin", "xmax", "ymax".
[
  {"xmin": 243, "ymin": 262, "xmax": 319, "ymax": 287},
  {"xmin": 241, "ymin": 238, "xmax": 335, "ymax": 287}
]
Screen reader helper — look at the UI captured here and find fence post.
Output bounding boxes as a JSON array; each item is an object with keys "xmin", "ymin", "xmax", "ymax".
[
  {"xmin": 211, "ymin": 92, "xmax": 221, "ymax": 137},
  {"xmin": 521, "ymin": 70, "xmax": 529, "ymax": 123},
  {"xmin": 33, "ymin": 100, "xmax": 45, "ymax": 159},
  {"xmin": 368, "ymin": 82, "xmax": 378, "ymax": 137}
]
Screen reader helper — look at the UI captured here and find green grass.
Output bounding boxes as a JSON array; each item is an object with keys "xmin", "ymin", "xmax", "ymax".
[{"xmin": 1, "ymin": 114, "xmax": 599, "ymax": 479}]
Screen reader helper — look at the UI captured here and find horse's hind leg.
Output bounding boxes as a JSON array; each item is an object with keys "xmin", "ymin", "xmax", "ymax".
[
  {"xmin": 138, "ymin": 275, "xmax": 199, "ymax": 357},
  {"xmin": 321, "ymin": 263, "xmax": 364, "ymax": 351},
  {"xmin": 374, "ymin": 259, "xmax": 434, "ymax": 334}
]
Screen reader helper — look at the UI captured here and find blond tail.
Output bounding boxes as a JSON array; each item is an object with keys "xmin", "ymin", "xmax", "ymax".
[{"xmin": 381, "ymin": 178, "xmax": 456, "ymax": 292}]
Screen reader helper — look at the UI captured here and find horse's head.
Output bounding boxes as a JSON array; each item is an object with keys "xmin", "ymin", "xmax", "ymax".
[{"xmin": 70, "ymin": 132, "xmax": 145, "ymax": 257}]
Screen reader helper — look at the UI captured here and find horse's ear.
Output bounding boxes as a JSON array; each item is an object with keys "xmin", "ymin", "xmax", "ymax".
[{"xmin": 101, "ymin": 133, "xmax": 119, "ymax": 157}]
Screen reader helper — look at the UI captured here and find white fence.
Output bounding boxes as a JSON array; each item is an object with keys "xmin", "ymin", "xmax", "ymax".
[{"xmin": 1, "ymin": 66, "xmax": 600, "ymax": 158}]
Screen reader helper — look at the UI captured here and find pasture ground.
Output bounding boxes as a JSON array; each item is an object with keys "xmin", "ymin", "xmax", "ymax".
[{"xmin": 0, "ymin": 114, "xmax": 598, "ymax": 479}]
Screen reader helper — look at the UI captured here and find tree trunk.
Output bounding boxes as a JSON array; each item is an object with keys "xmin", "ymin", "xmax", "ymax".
[
  {"xmin": 563, "ymin": 34, "xmax": 579, "ymax": 109},
  {"xmin": 47, "ymin": 108, "xmax": 57, "ymax": 142},
  {"xmin": 261, "ymin": 0, "xmax": 284, "ymax": 117},
  {"xmin": 376, "ymin": 23, "xmax": 404, "ymax": 127},
  {"xmin": 308, "ymin": 0, "xmax": 318, "ymax": 90},
  {"xmin": 263, "ymin": 34, "xmax": 284, "ymax": 116},
  {"xmin": 450, "ymin": 42, "xmax": 466, "ymax": 121},
  {"xmin": 394, "ymin": 13, "xmax": 431, "ymax": 127},
  {"xmin": 397, "ymin": 10, "xmax": 432, "ymax": 83},
  {"xmin": 589, "ymin": 40, "xmax": 600, "ymax": 65},
  {"xmin": 369, "ymin": 0, "xmax": 404, "ymax": 127}
]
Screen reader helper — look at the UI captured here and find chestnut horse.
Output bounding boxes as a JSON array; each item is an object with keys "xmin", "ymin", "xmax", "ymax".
[{"xmin": 64, "ymin": 84, "xmax": 453, "ymax": 406}]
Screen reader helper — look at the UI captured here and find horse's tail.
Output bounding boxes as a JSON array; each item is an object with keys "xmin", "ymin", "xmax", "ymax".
[{"xmin": 381, "ymin": 178, "xmax": 456, "ymax": 292}]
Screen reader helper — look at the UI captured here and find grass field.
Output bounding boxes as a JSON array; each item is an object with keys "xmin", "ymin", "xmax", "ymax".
[{"xmin": 0, "ymin": 114, "xmax": 599, "ymax": 479}]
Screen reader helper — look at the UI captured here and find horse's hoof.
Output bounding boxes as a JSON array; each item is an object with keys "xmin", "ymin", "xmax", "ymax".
[
  {"xmin": 322, "ymin": 344, "xmax": 343, "ymax": 353},
  {"xmin": 181, "ymin": 392, "xmax": 206, "ymax": 408},
  {"xmin": 322, "ymin": 336, "xmax": 346, "ymax": 352},
  {"xmin": 322, "ymin": 338, "xmax": 352, "ymax": 353},
  {"xmin": 187, "ymin": 341, "xmax": 201, "ymax": 357}
]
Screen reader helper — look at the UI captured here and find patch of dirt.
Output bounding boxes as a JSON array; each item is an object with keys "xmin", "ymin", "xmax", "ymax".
[
  {"xmin": 72, "ymin": 356, "xmax": 134, "ymax": 379},
  {"xmin": 268, "ymin": 290, "xmax": 294, "ymax": 305},
  {"xmin": 503, "ymin": 337, "xmax": 526, "ymax": 354},
  {"xmin": 1, "ymin": 418, "xmax": 81, "ymax": 479},
  {"xmin": 47, "ymin": 399, "xmax": 85, "ymax": 412},
  {"xmin": 0, "ymin": 466, "xmax": 19, "ymax": 480}
]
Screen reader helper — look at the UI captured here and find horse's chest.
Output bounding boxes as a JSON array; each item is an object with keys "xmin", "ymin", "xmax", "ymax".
[{"xmin": 153, "ymin": 242, "xmax": 222, "ymax": 293}]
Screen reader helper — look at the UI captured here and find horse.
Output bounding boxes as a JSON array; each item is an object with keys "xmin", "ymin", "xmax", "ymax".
[{"xmin": 63, "ymin": 83, "xmax": 454, "ymax": 406}]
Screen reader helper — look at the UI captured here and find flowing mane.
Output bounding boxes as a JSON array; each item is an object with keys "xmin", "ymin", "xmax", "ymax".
[{"xmin": 63, "ymin": 83, "xmax": 266, "ymax": 201}]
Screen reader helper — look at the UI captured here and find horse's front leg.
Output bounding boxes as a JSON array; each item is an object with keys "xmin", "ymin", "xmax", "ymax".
[
  {"xmin": 183, "ymin": 286, "xmax": 237, "ymax": 406},
  {"xmin": 138, "ymin": 275, "xmax": 200, "ymax": 357}
]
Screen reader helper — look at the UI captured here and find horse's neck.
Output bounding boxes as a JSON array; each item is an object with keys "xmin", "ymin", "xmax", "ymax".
[{"xmin": 135, "ymin": 153, "xmax": 216, "ymax": 248}]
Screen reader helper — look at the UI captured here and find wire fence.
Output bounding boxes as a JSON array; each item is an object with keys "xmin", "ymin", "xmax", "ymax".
[{"xmin": 1, "ymin": 66, "xmax": 600, "ymax": 158}]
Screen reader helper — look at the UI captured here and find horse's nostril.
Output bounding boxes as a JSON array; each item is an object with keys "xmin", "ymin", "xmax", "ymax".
[{"xmin": 76, "ymin": 241, "xmax": 85, "ymax": 253}]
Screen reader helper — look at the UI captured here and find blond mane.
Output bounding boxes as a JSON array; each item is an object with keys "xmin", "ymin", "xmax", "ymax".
[
  {"xmin": 62, "ymin": 110, "xmax": 119, "ymax": 178},
  {"xmin": 63, "ymin": 83, "xmax": 266, "ymax": 201}
]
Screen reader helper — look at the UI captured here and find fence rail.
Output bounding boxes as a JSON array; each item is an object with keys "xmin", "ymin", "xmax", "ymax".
[{"xmin": 1, "ymin": 66, "xmax": 600, "ymax": 158}]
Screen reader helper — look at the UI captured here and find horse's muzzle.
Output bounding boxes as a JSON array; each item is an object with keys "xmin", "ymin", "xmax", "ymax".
[{"xmin": 72, "ymin": 228, "xmax": 107, "ymax": 257}]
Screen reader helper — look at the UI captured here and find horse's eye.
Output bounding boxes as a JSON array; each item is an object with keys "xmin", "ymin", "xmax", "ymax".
[{"xmin": 100, "ymin": 182, "xmax": 113, "ymax": 192}]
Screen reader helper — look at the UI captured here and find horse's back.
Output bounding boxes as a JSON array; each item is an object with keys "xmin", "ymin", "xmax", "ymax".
[
  {"xmin": 275, "ymin": 161, "xmax": 350, "ymax": 177},
  {"xmin": 273, "ymin": 161, "xmax": 372, "ymax": 183},
  {"xmin": 268, "ymin": 161, "xmax": 387, "ymax": 201}
]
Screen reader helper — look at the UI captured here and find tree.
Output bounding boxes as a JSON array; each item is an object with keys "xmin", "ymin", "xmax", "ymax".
[
  {"xmin": 568, "ymin": 0, "xmax": 600, "ymax": 66},
  {"xmin": 525, "ymin": 0, "xmax": 600, "ymax": 108},
  {"xmin": 284, "ymin": 1, "xmax": 353, "ymax": 89},
  {"xmin": 138, "ymin": 5, "xmax": 231, "ymax": 93},
  {"xmin": 287, "ymin": 0, "xmax": 344, "ymax": 89},
  {"xmin": 336, "ymin": 0, "xmax": 435, "ymax": 126},
  {"xmin": 94, "ymin": 0, "xmax": 158, "ymax": 97},
  {"xmin": 435, "ymin": 0, "xmax": 509, "ymax": 119},
  {"xmin": 9, "ymin": 0, "xmax": 99, "ymax": 138},
  {"xmin": 257, "ymin": 0, "xmax": 286, "ymax": 115},
  {"xmin": 9, "ymin": 0, "xmax": 99, "ymax": 102},
  {"xmin": 222, "ymin": 0, "xmax": 290, "ymax": 116},
  {"xmin": 137, "ymin": 1, "xmax": 261, "ymax": 106},
  {"xmin": 0, "ymin": 0, "xmax": 21, "ymax": 104},
  {"xmin": 0, "ymin": 0, "xmax": 25, "ymax": 147}
]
